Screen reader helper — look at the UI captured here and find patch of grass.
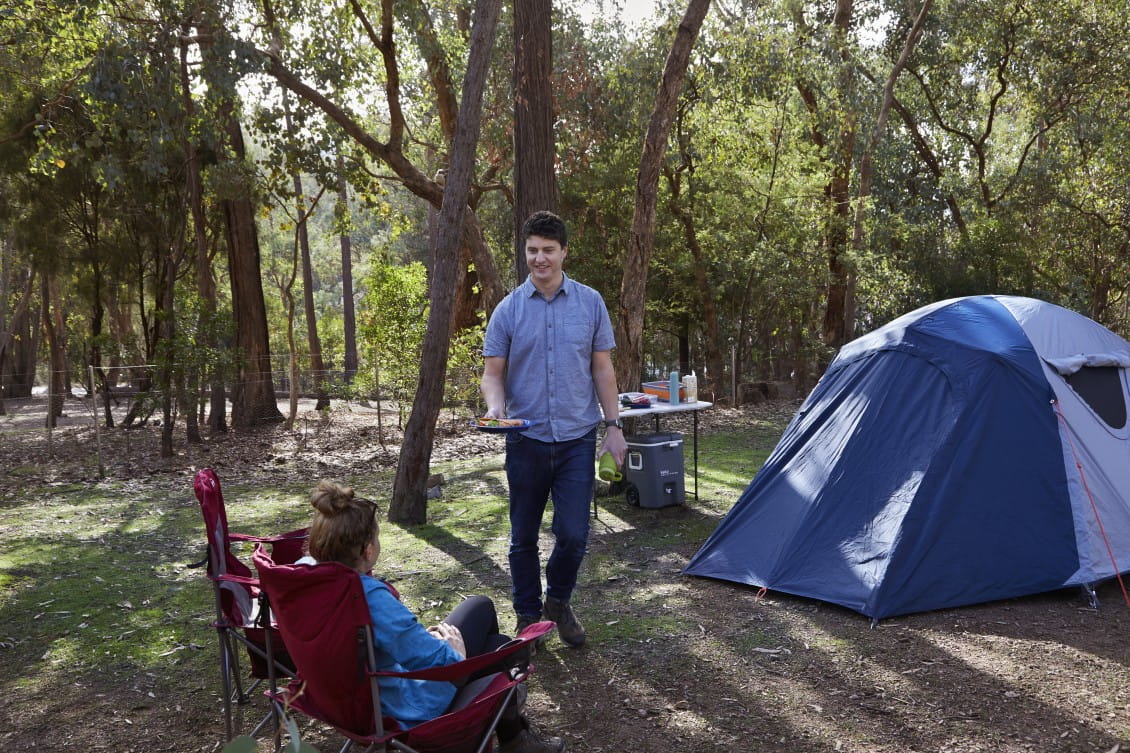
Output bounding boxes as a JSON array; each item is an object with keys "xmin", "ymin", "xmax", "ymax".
[
  {"xmin": 586, "ymin": 611, "xmax": 692, "ymax": 645},
  {"xmin": 0, "ymin": 475, "xmax": 328, "ymax": 708},
  {"xmin": 695, "ymin": 429, "xmax": 779, "ymax": 503},
  {"xmin": 585, "ymin": 552, "xmax": 639, "ymax": 582},
  {"xmin": 0, "ymin": 424, "xmax": 788, "ymax": 721}
]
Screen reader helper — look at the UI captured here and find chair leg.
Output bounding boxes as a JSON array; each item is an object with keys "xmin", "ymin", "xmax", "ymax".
[
  {"xmin": 476, "ymin": 685, "xmax": 516, "ymax": 753},
  {"xmin": 217, "ymin": 626, "xmax": 266, "ymax": 741},
  {"xmin": 268, "ymin": 700, "xmax": 286, "ymax": 753},
  {"xmin": 225, "ymin": 632, "xmax": 250, "ymax": 703},
  {"xmin": 250, "ymin": 708, "xmax": 279, "ymax": 738},
  {"xmin": 217, "ymin": 628, "xmax": 236, "ymax": 740}
]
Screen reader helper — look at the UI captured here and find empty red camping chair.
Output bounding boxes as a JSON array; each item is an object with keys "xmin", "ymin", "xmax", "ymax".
[
  {"xmin": 193, "ymin": 467, "xmax": 308, "ymax": 741},
  {"xmin": 253, "ymin": 544, "xmax": 556, "ymax": 753}
]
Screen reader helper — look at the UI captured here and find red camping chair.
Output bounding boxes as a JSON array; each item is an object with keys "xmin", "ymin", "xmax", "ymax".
[
  {"xmin": 252, "ymin": 545, "xmax": 556, "ymax": 753},
  {"xmin": 193, "ymin": 467, "xmax": 308, "ymax": 741}
]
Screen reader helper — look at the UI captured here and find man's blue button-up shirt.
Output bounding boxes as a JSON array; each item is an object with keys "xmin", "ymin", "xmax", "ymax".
[{"xmin": 483, "ymin": 273, "xmax": 615, "ymax": 443}]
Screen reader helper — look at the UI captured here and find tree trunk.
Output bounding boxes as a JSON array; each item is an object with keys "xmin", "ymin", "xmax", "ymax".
[
  {"xmin": 7, "ymin": 267, "xmax": 38, "ymax": 400},
  {"xmin": 159, "ymin": 243, "xmax": 178, "ymax": 457},
  {"xmin": 42, "ymin": 274, "xmax": 66, "ymax": 426},
  {"xmin": 452, "ymin": 247, "xmax": 483, "ymax": 333},
  {"xmin": 198, "ymin": 18, "xmax": 282, "ymax": 428},
  {"xmin": 390, "ymin": 0, "xmax": 502, "ymax": 524},
  {"xmin": 282, "ymin": 90, "xmax": 330, "ymax": 410},
  {"xmin": 614, "ymin": 0, "xmax": 712, "ymax": 393},
  {"xmin": 0, "ymin": 234, "xmax": 11, "ymax": 414},
  {"xmin": 336, "ymin": 150, "xmax": 359, "ymax": 383},
  {"xmin": 281, "ymin": 248, "xmax": 301, "ymax": 429},
  {"xmin": 180, "ymin": 24, "xmax": 220, "ymax": 438},
  {"xmin": 821, "ymin": 0, "xmax": 857, "ymax": 349},
  {"xmin": 512, "ymin": 0, "xmax": 557, "ymax": 288},
  {"xmin": 0, "ymin": 265, "xmax": 35, "ymax": 415},
  {"xmin": 224, "ymin": 181, "xmax": 283, "ymax": 426}
]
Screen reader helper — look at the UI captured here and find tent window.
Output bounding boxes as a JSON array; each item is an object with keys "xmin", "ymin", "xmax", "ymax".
[{"xmin": 1064, "ymin": 366, "xmax": 1127, "ymax": 429}]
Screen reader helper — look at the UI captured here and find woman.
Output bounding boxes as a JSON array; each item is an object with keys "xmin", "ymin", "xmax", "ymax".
[{"xmin": 301, "ymin": 480, "xmax": 564, "ymax": 753}]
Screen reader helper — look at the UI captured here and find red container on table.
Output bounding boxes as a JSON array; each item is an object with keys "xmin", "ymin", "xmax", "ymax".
[{"xmin": 642, "ymin": 381, "xmax": 685, "ymax": 402}]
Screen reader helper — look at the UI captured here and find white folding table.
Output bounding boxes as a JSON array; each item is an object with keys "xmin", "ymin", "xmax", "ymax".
[{"xmin": 596, "ymin": 399, "xmax": 713, "ymax": 515}]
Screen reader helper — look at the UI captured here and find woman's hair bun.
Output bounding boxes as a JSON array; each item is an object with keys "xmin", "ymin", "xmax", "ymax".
[{"xmin": 310, "ymin": 480, "xmax": 355, "ymax": 515}]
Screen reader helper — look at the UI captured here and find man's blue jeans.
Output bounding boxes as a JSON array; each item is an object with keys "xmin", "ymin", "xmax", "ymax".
[{"xmin": 505, "ymin": 429, "xmax": 596, "ymax": 618}]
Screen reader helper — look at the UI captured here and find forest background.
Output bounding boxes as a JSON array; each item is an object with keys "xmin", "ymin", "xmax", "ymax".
[{"xmin": 1, "ymin": 0, "xmax": 1128, "ymax": 520}]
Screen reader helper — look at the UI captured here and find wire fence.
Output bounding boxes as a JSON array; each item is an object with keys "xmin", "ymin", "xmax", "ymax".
[
  {"xmin": 0, "ymin": 363, "xmax": 471, "ymax": 479},
  {"xmin": 0, "ymin": 359, "xmax": 756, "ymax": 482}
]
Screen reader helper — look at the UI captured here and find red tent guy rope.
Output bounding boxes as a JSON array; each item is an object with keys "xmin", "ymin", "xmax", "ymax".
[{"xmin": 1053, "ymin": 399, "xmax": 1130, "ymax": 608}]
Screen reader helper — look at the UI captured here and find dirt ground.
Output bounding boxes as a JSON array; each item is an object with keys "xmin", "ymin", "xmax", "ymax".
[{"xmin": 1, "ymin": 395, "xmax": 1129, "ymax": 752}]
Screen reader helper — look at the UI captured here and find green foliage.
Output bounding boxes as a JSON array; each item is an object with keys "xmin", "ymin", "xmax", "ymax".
[
  {"xmin": 445, "ymin": 319, "xmax": 485, "ymax": 414},
  {"xmin": 3, "ymin": 0, "xmax": 1130, "ymax": 431},
  {"xmin": 356, "ymin": 258, "xmax": 429, "ymax": 412},
  {"xmin": 220, "ymin": 735, "xmax": 259, "ymax": 753}
]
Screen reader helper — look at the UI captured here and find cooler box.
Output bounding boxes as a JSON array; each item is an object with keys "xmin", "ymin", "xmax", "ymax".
[{"xmin": 623, "ymin": 432, "xmax": 685, "ymax": 508}]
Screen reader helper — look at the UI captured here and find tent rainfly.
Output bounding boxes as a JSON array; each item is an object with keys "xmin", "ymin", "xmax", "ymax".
[{"xmin": 684, "ymin": 295, "xmax": 1130, "ymax": 619}]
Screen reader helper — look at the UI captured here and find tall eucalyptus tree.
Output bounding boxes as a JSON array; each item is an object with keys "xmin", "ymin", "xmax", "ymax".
[
  {"xmin": 615, "ymin": 0, "xmax": 712, "ymax": 393},
  {"xmin": 512, "ymin": 0, "xmax": 557, "ymax": 287},
  {"xmin": 390, "ymin": 0, "xmax": 503, "ymax": 524},
  {"xmin": 197, "ymin": 3, "xmax": 284, "ymax": 427}
]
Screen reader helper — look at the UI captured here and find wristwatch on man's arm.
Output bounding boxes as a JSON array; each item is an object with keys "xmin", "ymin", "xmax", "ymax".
[{"xmin": 602, "ymin": 418, "xmax": 624, "ymax": 431}]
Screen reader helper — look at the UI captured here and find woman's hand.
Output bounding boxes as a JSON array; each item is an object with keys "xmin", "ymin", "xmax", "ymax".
[{"xmin": 427, "ymin": 622, "xmax": 466, "ymax": 659}]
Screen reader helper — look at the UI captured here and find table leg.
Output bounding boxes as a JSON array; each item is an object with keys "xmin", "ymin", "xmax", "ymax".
[{"xmin": 693, "ymin": 410, "xmax": 699, "ymax": 500}]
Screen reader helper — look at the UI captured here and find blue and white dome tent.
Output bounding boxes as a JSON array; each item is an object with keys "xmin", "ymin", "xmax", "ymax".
[{"xmin": 685, "ymin": 295, "xmax": 1130, "ymax": 620}]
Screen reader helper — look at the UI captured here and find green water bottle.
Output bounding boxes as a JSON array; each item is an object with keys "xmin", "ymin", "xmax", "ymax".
[{"xmin": 598, "ymin": 452, "xmax": 622, "ymax": 482}]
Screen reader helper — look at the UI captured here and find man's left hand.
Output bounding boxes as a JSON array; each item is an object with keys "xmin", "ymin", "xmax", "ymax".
[{"xmin": 601, "ymin": 428, "xmax": 628, "ymax": 466}]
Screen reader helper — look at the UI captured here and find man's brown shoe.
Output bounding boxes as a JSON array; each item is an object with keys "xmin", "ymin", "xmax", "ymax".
[
  {"xmin": 515, "ymin": 613, "xmax": 547, "ymax": 657},
  {"xmin": 543, "ymin": 597, "xmax": 585, "ymax": 647}
]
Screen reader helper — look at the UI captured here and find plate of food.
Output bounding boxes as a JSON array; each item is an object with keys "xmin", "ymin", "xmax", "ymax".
[{"xmin": 472, "ymin": 417, "xmax": 532, "ymax": 433}]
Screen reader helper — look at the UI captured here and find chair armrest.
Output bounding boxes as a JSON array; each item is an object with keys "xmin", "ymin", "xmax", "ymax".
[
  {"xmin": 212, "ymin": 572, "xmax": 260, "ymax": 587},
  {"xmin": 372, "ymin": 621, "xmax": 555, "ymax": 682}
]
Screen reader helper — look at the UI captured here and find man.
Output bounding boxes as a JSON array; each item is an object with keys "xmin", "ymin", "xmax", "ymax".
[{"xmin": 481, "ymin": 211, "xmax": 628, "ymax": 647}]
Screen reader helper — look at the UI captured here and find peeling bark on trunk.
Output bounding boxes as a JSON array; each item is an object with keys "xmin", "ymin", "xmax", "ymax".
[
  {"xmin": 224, "ymin": 186, "xmax": 284, "ymax": 427},
  {"xmin": 512, "ymin": 0, "xmax": 557, "ymax": 287},
  {"xmin": 198, "ymin": 18, "xmax": 282, "ymax": 428}
]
